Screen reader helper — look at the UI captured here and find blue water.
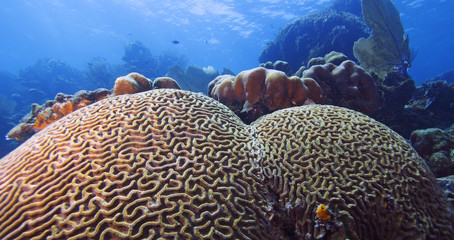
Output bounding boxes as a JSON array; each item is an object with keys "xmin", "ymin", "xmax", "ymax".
[{"xmin": 0, "ymin": 0, "xmax": 453, "ymax": 158}]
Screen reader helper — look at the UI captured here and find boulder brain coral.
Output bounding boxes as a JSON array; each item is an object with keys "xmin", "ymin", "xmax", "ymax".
[
  {"xmin": 0, "ymin": 90, "xmax": 272, "ymax": 239},
  {"xmin": 0, "ymin": 89, "xmax": 452, "ymax": 239}
]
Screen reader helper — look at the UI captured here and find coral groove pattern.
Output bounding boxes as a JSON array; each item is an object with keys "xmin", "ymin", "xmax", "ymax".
[{"xmin": 0, "ymin": 89, "xmax": 452, "ymax": 239}]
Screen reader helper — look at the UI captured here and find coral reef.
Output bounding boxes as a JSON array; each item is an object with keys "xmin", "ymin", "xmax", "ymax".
[
  {"xmin": 84, "ymin": 57, "xmax": 115, "ymax": 88},
  {"xmin": 353, "ymin": 0, "xmax": 414, "ymax": 78},
  {"xmin": 122, "ymin": 41, "xmax": 188, "ymax": 79},
  {"xmin": 307, "ymin": 51, "xmax": 349, "ymax": 69},
  {"xmin": 152, "ymin": 77, "xmax": 181, "ymax": 89},
  {"xmin": 410, "ymin": 126, "xmax": 454, "ymax": 178},
  {"xmin": 403, "ymin": 81, "xmax": 454, "ymax": 132},
  {"xmin": 426, "ymin": 68, "xmax": 454, "ymax": 84},
  {"xmin": 208, "ymin": 67, "xmax": 322, "ymax": 123},
  {"xmin": 5, "ymin": 89, "xmax": 111, "ymax": 141},
  {"xmin": 372, "ymin": 71, "xmax": 417, "ymax": 136},
  {"xmin": 113, "ymin": 72, "xmax": 152, "ymax": 96},
  {"xmin": 18, "ymin": 58, "xmax": 88, "ymax": 98},
  {"xmin": 437, "ymin": 175, "xmax": 454, "ymax": 207},
  {"xmin": 122, "ymin": 41, "xmax": 156, "ymax": 78},
  {"xmin": 258, "ymin": 9, "xmax": 369, "ymax": 72},
  {"xmin": 221, "ymin": 67, "xmax": 235, "ymax": 76},
  {"xmin": 326, "ymin": 0, "xmax": 363, "ymax": 17},
  {"xmin": 260, "ymin": 60, "xmax": 292, "ymax": 76},
  {"xmin": 302, "ymin": 60, "xmax": 379, "ymax": 116},
  {"xmin": 0, "ymin": 94, "xmax": 17, "ymax": 117},
  {"xmin": 0, "ymin": 90, "xmax": 452, "ymax": 239},
  {"xmin": 167, "ymin": 65, "xmax": 219, "ymax": 93},
  {"xmin": 5, "ymin": 72, "xmax": 185, "ymax": 142}
]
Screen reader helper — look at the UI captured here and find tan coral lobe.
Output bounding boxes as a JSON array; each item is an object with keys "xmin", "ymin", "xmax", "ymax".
[
  {"xmin": 152, "ymin": 77, "xmax": 181, "ymax": 90},
  {"xmin": 113, "ymin": 72, "xmax": 152, "ymax": 95},
  {"xmin": 303, "ymin": 60, "xmax": 379, "ymax": 115},
  {"xmin": 209, "ymin": 67, "xmax": 322, "ymax": 122}
]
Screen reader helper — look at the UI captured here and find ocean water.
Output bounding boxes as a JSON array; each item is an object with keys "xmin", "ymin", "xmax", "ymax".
[{"xmin": 0, "ymin": 0, "xmax": 453, "ymax": 158}]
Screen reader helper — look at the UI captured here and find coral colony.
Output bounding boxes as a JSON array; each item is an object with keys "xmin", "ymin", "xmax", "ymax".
[{"xmin": 1, "ymin": 0, "xmax": 454, "ymax": 239}]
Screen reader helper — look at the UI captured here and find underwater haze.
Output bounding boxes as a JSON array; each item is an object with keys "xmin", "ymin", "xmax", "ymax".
[{"xmin": 0, "ymin": 0, "xmax": 454, "ymax": 158}]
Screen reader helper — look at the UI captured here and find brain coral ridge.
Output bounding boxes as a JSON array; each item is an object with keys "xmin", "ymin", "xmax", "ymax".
[{"xmin": 0, "ymin": 89, "xmax": 453, "ymax": 239}]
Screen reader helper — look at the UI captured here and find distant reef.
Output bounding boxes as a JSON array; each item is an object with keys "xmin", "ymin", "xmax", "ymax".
[
  {"xmin": 425, "ymin": 68, "xmax": 454, "ymax": 84},
  {"xmin": 258, "ymin": 0, "xmax": 369, "ymax": 73}
]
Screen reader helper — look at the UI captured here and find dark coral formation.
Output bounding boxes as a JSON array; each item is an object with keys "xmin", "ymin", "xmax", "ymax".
[
  {"xmin": 302, "ymin": 60, "xmax": 379, "ymax": 116},
  {"xmin": 208, "ymin": 67, "xmax": 322, "ymax": 123},
  {"xmin": 372, "ymin": 71, "xmax": 417, "ymax": 137},
  {"xmin": 19, "ymin": 58, "xmax": 88, "ymax": 99},
  {"xmin": 426, "ymin": 68, "xmax": 454, "ymax": 84},
  {"xmin": 380, "ymin": 80, "xmax": 454, "ymax": 139},
  {"xmin": 1, "ymin": 90, "xmax": 452, "ymax": 239},
  {"xmin": 408, "ymin": 81, "xmax": 454, "ymax": 122},
  {"xmin": 122, "ymin": 41, "xmax": 188, "ymax": 79},
  {"xmin": 410, "ymin": 126, "xmax": 454, "ymax": 178},
  {"xmin": 258, "ymin": 9, "xmax": 369, "ymax": 73},
  {"xmin": 437, "ymin": 175, "xmax": 454, "ymax": 207}
]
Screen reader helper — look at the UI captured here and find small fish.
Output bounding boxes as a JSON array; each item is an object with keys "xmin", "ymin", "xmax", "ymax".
[
  {"xmin": 425, "ymin": 97, "xmax": 435, "ymax": 108},
  {"xmin": 172, "ymin": 40, "xmax": 180, "ymax": 44}
]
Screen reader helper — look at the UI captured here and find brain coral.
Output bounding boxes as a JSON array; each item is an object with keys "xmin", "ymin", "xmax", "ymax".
[
  {"xmin": 208, "ymin": 67, "xmax": 322, "ymax": 123},
  {"xmin": 0, "ymin": 89, "xmax": 452, "ymax": 239},
  {"xmin": 253, "ymin": 105, "xmax": 454, "ymax": 239},
  {"xmin": 302, "ymin": 60, "xmax": 379, "ymax": 116},
  {"xmin": 0, "ymin": 90, "xmax": 272, "ymax": 239}
]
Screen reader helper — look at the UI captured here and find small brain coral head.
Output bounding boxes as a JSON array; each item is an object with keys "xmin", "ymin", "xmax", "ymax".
[
  {"xmin": 113, "ymin": 72, "xmax": 152, "ymax": 95},
  {"xmin": 208, "ymin": 67, "xmax": 322, "ymax": 123}
]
